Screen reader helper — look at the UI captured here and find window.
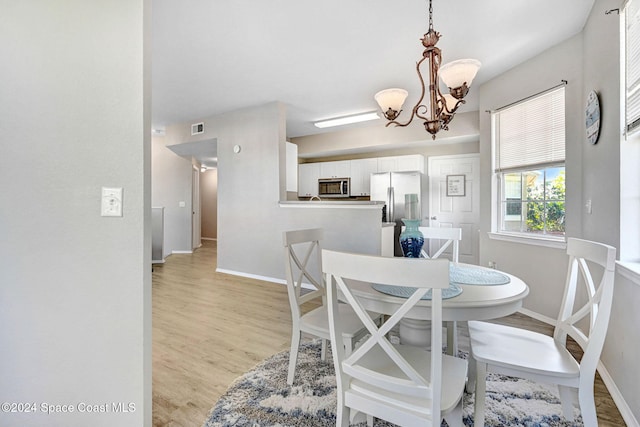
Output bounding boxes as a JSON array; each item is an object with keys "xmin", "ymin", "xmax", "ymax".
[
  {"xmin": 620, "ymin": 0, "xmax": 640, "ymax": 267},
  {"xmin": 626, "ymin": 0, "xmax": 640, "ymax": 136},
  {"xmin": 492, "ymin": 86, "xmax": 566, "ymax": 240}
]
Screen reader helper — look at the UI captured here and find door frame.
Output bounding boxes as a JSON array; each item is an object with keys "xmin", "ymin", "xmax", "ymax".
[{"xmin": 192, "ymin": 166, "xmax": 201, "ymax": 250}]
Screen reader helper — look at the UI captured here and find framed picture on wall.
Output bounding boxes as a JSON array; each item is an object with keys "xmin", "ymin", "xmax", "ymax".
[{"xmin": 446, "ymin": 175, "xmax": 466, "ymax": 197}]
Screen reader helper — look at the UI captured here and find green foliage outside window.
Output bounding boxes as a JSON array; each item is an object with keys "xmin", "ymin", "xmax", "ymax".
[{"xmin": 526, "ymin": 169, "xmax": 565, "ymax": 234}]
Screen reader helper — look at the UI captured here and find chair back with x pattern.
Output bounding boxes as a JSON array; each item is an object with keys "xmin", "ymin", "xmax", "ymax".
[
  {"xmin": 418, "ymin": 227, "xmax": 462, "ymax": 262},
  {"xmin": 554, "ymin": 237, "xmax": 616, "ymax": 380},
  {"xmin": 283, "ymin": 228, "xmax": 326, "ymax": 319},
  {"xmin": 323, "ymin": 250, "xmax": 451, "ymax": 420}
]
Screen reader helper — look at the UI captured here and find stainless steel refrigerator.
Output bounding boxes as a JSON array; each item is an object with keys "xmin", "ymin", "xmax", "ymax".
[{"xmin": 370, "ymin": 171, "xmax": 422, "ymax": 256}]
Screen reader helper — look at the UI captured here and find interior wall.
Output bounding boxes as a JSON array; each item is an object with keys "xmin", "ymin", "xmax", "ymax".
[
  {"xmin": 0, "ymin": 2, "xmax": 151, "ymax": 426},
  {"xmin": 581, "ymin": 0, "xmax": 621, "ymax": 249},
  {"xmin": 478, "ymin": 33, "xmax": 585, "ymax": 320},
  {"xmin": 162, "ymin": 103, "xmax": 285, "ymax": 275},
  {"xmin": 200, "ymin": 169, "xmax": 218, "ymax": 239},
  {"xmin": 161, "ymin": 103, "xmax": 385, "ymax": 282},
  {"xmin": 152, "ymin": 134, "xmax": 193, "ymax": 255}
]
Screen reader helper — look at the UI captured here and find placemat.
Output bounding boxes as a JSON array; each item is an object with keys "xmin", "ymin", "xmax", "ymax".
[
  {"xmin": 372, "ymin": 283, "xmax": 463, "ymax": 300},
  {"xmin": 450, "ymin": 264, "xmax": 510, "ymax": 286}
]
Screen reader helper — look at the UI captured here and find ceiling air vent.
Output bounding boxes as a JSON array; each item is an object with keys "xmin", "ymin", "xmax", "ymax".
[{"xmin": 191, "ymin": 122, "xmax": 205, "ymax": 136}]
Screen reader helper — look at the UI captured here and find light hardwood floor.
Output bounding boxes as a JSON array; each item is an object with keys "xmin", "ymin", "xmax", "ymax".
[{"xmin": 152, "ymin": 239, "xmax": 625, "ymax": 426}]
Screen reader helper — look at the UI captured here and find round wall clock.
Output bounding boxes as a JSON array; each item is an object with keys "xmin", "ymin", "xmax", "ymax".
[{"xmin": 585, "ymin": 90, "xmax": 601, "ymax": 145}]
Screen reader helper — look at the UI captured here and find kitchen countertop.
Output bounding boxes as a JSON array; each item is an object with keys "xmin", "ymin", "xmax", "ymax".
[{"xmin": 279, "ymin": 200, "xmax": 385, "ymax": 209}]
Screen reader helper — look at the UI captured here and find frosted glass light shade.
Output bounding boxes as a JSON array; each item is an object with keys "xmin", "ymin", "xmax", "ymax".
[
  {"xmin": 442, "ymin": 93, "xmax": 459, "ymax": 111},
  {"xmin": 439, "ymin": 59, "xmax": 481, "ymax": 89},
  {"xmin": 375, "ymin": 88, "xmax": 409, "ymax": 112}
]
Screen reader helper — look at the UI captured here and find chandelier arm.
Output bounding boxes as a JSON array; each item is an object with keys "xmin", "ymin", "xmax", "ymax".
[
  {"xmin": 384, "ymin": 53, "xmax": 430, "ymax": 128},
  {"xmin": 414, "ymin": 104, "xmax": 431, "ymax": 122},
  {"xmin": 385, "ymin": 103, "xmax": 430, "ymax": 127},
  {"xmin": 384, "ymin": 120, "xmax": 411, "ymax": 128}
]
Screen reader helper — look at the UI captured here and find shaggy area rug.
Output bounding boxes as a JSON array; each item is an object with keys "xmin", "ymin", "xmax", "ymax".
[{"xmin": 203, "ymin": 341, "xmax": 583, "ymax": 427}]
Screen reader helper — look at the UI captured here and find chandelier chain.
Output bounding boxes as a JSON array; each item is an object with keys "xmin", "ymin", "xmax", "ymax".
[{"xmin": 428, "ymin": 0, "xmax": 433, "ymax": 31}]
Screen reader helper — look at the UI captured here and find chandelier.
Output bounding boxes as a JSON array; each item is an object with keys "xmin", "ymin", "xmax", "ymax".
[{"xmin": 374, "ymin": 0, "xmax": 480, "ymax": 139}]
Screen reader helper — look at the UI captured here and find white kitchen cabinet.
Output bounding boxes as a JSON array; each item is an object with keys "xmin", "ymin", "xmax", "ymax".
[
  {"xmin": 377, "ymin": 155, "xmax": 424, "ymax": 173},
  {"xmin": 298, "ymin": 163, "xmax": 320, "ymax": 197},
  {"xmin": 286, "ymin": 142, "xmax": 298, "ymax": 192},
  {"xmin": 350, "ymin": 158, "xmax": 378, "ymax": 196},
  {"xmin": 319, "ymin": 160, "xmax": 351, "ymax": 178}
]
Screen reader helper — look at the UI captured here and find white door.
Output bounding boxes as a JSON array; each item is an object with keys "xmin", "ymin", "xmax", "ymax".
[{"xmin": 428, "ymin": 154, "xmax": 480, "ymax": 265}]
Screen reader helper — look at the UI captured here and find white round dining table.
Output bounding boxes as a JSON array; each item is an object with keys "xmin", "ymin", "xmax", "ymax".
[{"xmin": 345, "ymin": 263, "xmax": 529, "ymax": 353}]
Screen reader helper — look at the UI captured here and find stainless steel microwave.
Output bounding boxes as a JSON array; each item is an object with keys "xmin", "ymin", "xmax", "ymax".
[{"xmin": 318, "ymin": 177, "xmax": 350, "ymax": 198}]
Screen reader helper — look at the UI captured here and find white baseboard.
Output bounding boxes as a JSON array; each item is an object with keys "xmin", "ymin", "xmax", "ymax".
[
  {"xmin": 152, "ymin": 259, "xmax": 165, "ymax": 264},
  {"xmin": 171, "ymin": 250, "xmax": 193, "ymax": 254},
  {"xmin": 201, "ymin": 237, "xmax": 217, "ymax": 241},
  {"xmin": 216, "ymin": 268, "xmax": 286, "ymax": 285},
  {"xmin": 518, "ymin": 308, "xmax": 638, "ymax": 427},
  {"xmin": 518, "ymin": 307, "xmax": 555, "ymax": 325},
  {"xmin": 215, "ymin": 268, "xmax": 317, "ymax": 291}
]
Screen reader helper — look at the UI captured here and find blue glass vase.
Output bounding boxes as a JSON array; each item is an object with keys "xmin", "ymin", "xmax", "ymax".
[{"xmin": 400, "ymin": 219, "xmax": 424, "ymax": 258}]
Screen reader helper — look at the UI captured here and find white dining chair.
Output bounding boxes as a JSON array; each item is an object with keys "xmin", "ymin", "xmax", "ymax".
[
  {"xmin": 322, "ymin": 249, "xmax": 468, "ymax": 427},
  {"xmin": 420, "ymin": 226, "xmax": 463, "ymax": 355},
  {"xmin": 283, "ymin": 228, "xmax": 381, "ymax": 386},
  {"xmin": 418, "ymin": 226, "xmax": 462, "ymax": 262},
  {"xmin": 468, "ymin": 238, "xmax": 616, "ymax": 427}
]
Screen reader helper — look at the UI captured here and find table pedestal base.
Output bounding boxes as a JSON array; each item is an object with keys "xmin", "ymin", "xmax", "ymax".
[
  {"xmin": 399, "ymin": 318, "xmax": 431, "ymax": 349},
  {"xmin": 399, "ymin": 319, "xmax": 458, "ymax": 355}
]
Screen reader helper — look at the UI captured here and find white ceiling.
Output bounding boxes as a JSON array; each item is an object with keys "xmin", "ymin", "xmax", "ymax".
[{"xmin": 151, "ymin": 0, "xmax": 595, "ymax": 140}]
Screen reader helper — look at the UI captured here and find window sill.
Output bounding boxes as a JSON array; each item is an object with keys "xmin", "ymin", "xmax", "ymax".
[
  {"xmin": 616, "ymin": 261, "xmax": 640, "ymax": 286},
  {"xmin": 488, "ymin": 232, "xmax": 567, "ymax": 249}
]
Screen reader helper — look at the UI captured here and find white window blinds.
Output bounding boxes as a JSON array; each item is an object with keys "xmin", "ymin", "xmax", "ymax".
[
  {"xmin": 493, "ymin": 86, "xmax": 565, "ymax": 172},
  {"xmin": 626, "ymin": 0, "xmax": 640, "ymax": 135}
]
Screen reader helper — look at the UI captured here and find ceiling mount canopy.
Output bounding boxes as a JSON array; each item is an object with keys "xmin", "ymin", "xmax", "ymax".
[{"xmin": 374, "ymin": 0, "xmax": 480, "ymax": 139}]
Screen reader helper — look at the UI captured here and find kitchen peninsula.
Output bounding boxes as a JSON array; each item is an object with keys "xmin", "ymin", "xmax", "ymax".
[{"xmin": 278, "ymin": 200, "xmax": 394, "ymax": 257}]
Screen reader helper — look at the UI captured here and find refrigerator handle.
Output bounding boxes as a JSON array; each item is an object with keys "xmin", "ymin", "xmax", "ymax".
[{"xmin": 387, "ymin": 187, "xmax": 394, "ymax": 221}]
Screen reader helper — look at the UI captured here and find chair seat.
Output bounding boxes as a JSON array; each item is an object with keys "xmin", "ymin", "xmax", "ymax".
[
  {"xmin": 300, "ymin": 303, "xmax": 372, "ymax": 339},
  {"xmin": 346, "ymin": 344, "xmax": 468, "ymax": 417},
  {"xmin": 468, "ymin": 239, "xmax": 616, "ymax": 427},
  {"xmin": 468, "ymin": 320, "xmax": 580, "ymax": 380}
]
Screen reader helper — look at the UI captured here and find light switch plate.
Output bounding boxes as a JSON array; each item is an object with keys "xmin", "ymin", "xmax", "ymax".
[{"xmin": 101, "ymin": 187, "xmax": 123, "ymax": 217}]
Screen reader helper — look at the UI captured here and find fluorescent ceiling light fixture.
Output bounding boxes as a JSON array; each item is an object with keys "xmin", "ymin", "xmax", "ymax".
[{"xmin": 314, "ymin": 112, "xmax": 380, "ymax": 128}]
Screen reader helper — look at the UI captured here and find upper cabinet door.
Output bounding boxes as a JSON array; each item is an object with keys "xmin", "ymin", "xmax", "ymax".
[
  {"xmin": 350, "ymin": 158, "xmax": 378, "ymax": 196},
  {"xmin": 319, "ymin": 160, "xmax": 351, "ymax": 178},
  {"xmin": 298, "ymin": 163, "xmax": 320, "ymax": 197},
  {"xmin": 377, "ymin": 155, "xmax": 424, "ymax": 173}
]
